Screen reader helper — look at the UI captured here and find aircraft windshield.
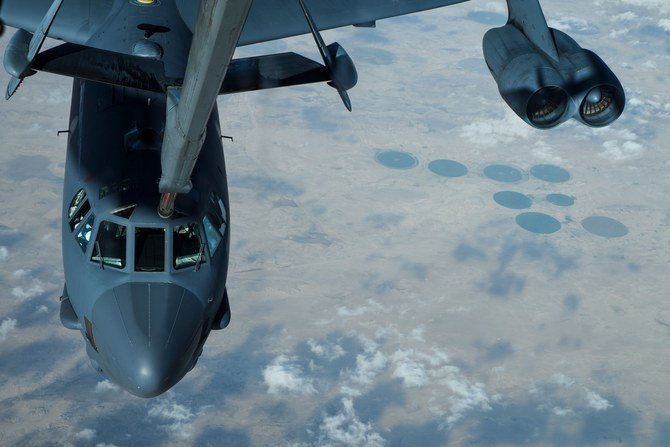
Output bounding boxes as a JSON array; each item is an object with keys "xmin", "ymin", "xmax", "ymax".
[
  {"xmin": 135, "ymin": 227, "xmax": 165, "ymax": 272},
  {"xmin": 70, "ymin": 199, "xmax": 91, "ymax": 231},
  {"xmin": 209, "ymin": 191, "xmax": 227, "ymax": 234},
  {"xmin": 76, "ymin": 214, "xmax": 95, "ymax": 253},
  {"xmin": 202, "ymin": 191, "xmax": 226, "ymax": 254},
  {"xmin": 92, "ymin": 221, "xmax": 127, "ymax": 269},
  {"xmin": 68, "ymin": 189, "xmax": 86, "ymax": 218},
  {"xmin": 173, "ymin": 223, "xmax": 204, "ymax": 269}
]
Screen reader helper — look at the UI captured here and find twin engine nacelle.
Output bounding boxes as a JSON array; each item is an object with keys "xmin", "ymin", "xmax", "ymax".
[{"xmin": 483, "ymin": 25, "xmax": 625, "ymax": 129}]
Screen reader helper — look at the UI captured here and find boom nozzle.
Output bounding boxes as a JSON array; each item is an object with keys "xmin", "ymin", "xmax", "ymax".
[{"xmin": 158, "ymin": 192, "xmax": 176, "ymax": 218}]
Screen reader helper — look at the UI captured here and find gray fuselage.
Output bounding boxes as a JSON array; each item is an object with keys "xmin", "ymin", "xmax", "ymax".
[{"xmin": 60, "ymin": 79, "xmax": 231, "ymax": 398}]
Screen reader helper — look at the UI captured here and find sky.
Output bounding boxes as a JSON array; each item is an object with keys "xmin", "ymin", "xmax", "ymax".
[{"xmin": 1, "ymin": 0, "xmax": 670, "ymax": 445}]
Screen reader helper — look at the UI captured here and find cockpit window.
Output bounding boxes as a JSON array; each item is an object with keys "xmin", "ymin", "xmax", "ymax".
[
  {"xmin": 173, "ymin": 223, "xmax": 205, "ymax": 269},
  {"xmin": 75, "ymin": 214, "xmax": 95, "ymax": 253},
  {"xmin": 135, "ymin": 227, "xmax": 165, "ymax": 272},
  {"xmin": 68, "ymin": 189, "xmax": 86, "ymax": 218},
  {"xmin": 202, "ymin": 192, "xmax": 226, "ymax": 255},
  {"xmin": 202, "ymin": 215, "xmax": 222, "ymax": 254},
  {"xmin": 70, "ymin": 199, "xmax": 91, "ymax": 231},
  {"xmin": 209, "ymin": 191, "xmax": 227, "ymax": 234},
  {"xmin": 91, "ymin": 221, "xmax": 127, "ymax": 269},
  {"xmin": 111, "ymin": 204, "xmax": 136, "ymax": 219}
]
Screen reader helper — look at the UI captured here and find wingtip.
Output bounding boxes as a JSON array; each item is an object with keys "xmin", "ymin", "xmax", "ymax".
[
  {"xmin": 5, "ymin": 77, "xmax": 22, "ymax": 100},
  {"xmin": 338, "ymin": 89, "xmax": 352, "ymax": 112}
]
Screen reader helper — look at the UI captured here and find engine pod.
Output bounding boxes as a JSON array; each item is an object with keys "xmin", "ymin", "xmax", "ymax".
[
  {"xmin": 483, "ymin": 25, "xmax": 574, "ymax": 129},
  {"xmin": 552, "ymin": 29, "xmax": 625, "ymax": 128}
]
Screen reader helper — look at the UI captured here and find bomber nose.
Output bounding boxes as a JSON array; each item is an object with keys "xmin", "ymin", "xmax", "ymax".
[{"xmin": 92, "ymin": 283, "xmax": 204, "ymax": 398}]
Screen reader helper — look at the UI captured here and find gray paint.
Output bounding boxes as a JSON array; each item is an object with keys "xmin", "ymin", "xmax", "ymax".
[
  {"xmin": 61, "ymin": 80, "xmax": 230, "ymax": 397},
  {"xmin": 159, "ymin": 0, "xmax": 252, "ymax": 198}
]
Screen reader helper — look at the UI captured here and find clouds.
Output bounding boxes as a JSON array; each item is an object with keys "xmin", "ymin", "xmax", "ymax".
[
  {"xmin": 336, "ymin": 301, "xmax": 382, "ymax": 317},
  {"xmin": 347, "ymin": 350, "xmax": 387, "ymax": 388},
  {"xmin": 263, "ymin": 354, "xmax": 317, "ymax": 395},
  {"xmin": 11, "ymin": 282, "xmax": 45, "ymax": 300},
  {"xmin": 147, "ymin": 395, "xmax": 196, "ymax": 439},
  {"xmin": 547, "ymin": 17, "xmax": 599, "ymax": 35},
  {"xmin": 591, "ymin": 118, "xmax": 647, "ymax": 162},
  {"xmin": 0, "ymin": 318, "xmax": 17, "ymax": 342},
  {"xmin": 613, "ymin": 0, "xmax": 670, "ymax": 15},
  {"xmin": 460, "ymin": 111, "xmax": 534, "ymax": 147},
  {"xmin": 262, "ymin": 331, "xmax": 495, "ymax": 439},
  {"xmin": 73, "ymin": 429, "xmax": 119, "ymax": 447},
  {"xmin": 585, "ymin": 389, "xmax": 613, "ymax": 411},
  {"xmin": 387, "ymin": 348, "xmax": 492, "ymax": 425},
  {"xmin": 473, "ymin": 1, "xmax": 506, "ymax": 14},
  {"xmin": 444, "ymin": 378, "xmax": 492, "ymax": 426},
  {"xmin": 627, "ymin": 97, "xmax": 670, "ymax": 119},
  {"xmin": 600, "ymin": 139, "xmax": 644, "ymax": 161},
  {"xmin": 612, "ymin": 11, "xmax": 639, "ymax": 23},
  {"xmin": 541, "ymin": 373, "xmax": 613, "ymax": 414},
  {"xmin": 94, "ymin": 380, "xmax": 120, "ymax": 394},
  {"xmin": 75, "ymin": 428, "xmax": 96, "ymax": 441},
  {"xmin": 316, "ymin": 398, "xmax": 386, "ymax": 447},
  {"xmin": 391, "ymin": 349, "xmax": 443, "ymax": 387},
  {"xmin": 308, "ymin": 338, "xmax": 346, "ymax": 361}
]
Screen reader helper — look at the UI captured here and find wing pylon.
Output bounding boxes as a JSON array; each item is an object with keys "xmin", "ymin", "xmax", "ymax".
[{"xmin": 297, "ymin": 0, "xmax": 357, "ymax": 111}]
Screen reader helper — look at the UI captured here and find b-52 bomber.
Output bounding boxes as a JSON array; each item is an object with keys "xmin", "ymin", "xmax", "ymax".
[{"xmin": 0, "ymin": 0, "xmax": 624, "ymax": 397}]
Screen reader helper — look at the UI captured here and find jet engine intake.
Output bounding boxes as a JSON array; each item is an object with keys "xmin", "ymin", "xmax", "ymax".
[
  {"xmin": 551, "ymin": 29, "xmax": 625, "ymax": 128},
  {"xmin": 483, "ymin": 25, "xmax": 624, "ymax": 129}
]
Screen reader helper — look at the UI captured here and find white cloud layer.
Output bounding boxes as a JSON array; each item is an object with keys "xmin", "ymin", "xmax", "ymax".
[
  {"xmin": 0, "ymin": 318, "xmax": 17, "ymax": 342},
  {"xmin": 263, "ymin": 355, "xmax": 316, "ymax": 395},
  {"xmin": 547, "ymin": 17, "xmax": 598, "ymax": 34},
  {"xmin": 147, "ymin": 395, "xmax": 195, "ymax": 439},
  {"xmin": 474, "ymin": 1, "xmax": 506, "ymax": 14},
  {"xmin": 347, "ymin": 351, "xmax": 387, "ymax": 387},
  {"xmin": 614, "ymin": 0, "xmax": 670, "ymax": 14},
  {"xmin": 95, "ymin": 380, "xmax": 120, "ymax": 393},
  {"xmin": 600, "ymin": 140, "xmax": 644, "ymax": 161},
  {"xmin": 308, "ymin": 339, "xmax": 346, "ymax": 361},
  {"xmin": 460, "ymin": 111, "xmax": 534, "ymax": 147},
  {"xmin": 445, "ymin": 378, "xmax": 492, "ymax": 426},
  {"xmin": 11, "ymin": 282, "xmax": 45, "ymax": 300},
  {"xmin": 75, "ymin": 428, "xmax": 96, "ymax": 440},
  {"xmin": 391, "ymin": 350, "xmax": 429, "ymax": 387},
  {"xmin": 585, "ymin": 389, "xmax": 612, "ymax": 411},
  {"xmin": 316, "ymin": 398, "xmax": 386, "ymax": 447},
  {"xmin": 387, "ymin": 348, "xmax": 491, "ymax": 425}
]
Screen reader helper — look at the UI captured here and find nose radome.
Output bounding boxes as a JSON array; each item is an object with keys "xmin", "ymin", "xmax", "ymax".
[{"xmin": 92, "ymin": 283, "xmax": 205, "ymax": 398}]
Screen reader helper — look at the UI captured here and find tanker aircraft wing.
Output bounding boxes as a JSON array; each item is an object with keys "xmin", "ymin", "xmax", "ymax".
[{"xmin": 1, "ymin": 0, "xmax": 467, "ymax": 47}]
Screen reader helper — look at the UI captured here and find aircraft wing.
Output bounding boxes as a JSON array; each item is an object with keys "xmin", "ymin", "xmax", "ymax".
[
  {"xmin": 240, "ymin": 0, "xmax": 469, "ymax": 45},
  {"xmin": 1, "ymin": 0, "xmax": 469, "ymax": 48}
]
